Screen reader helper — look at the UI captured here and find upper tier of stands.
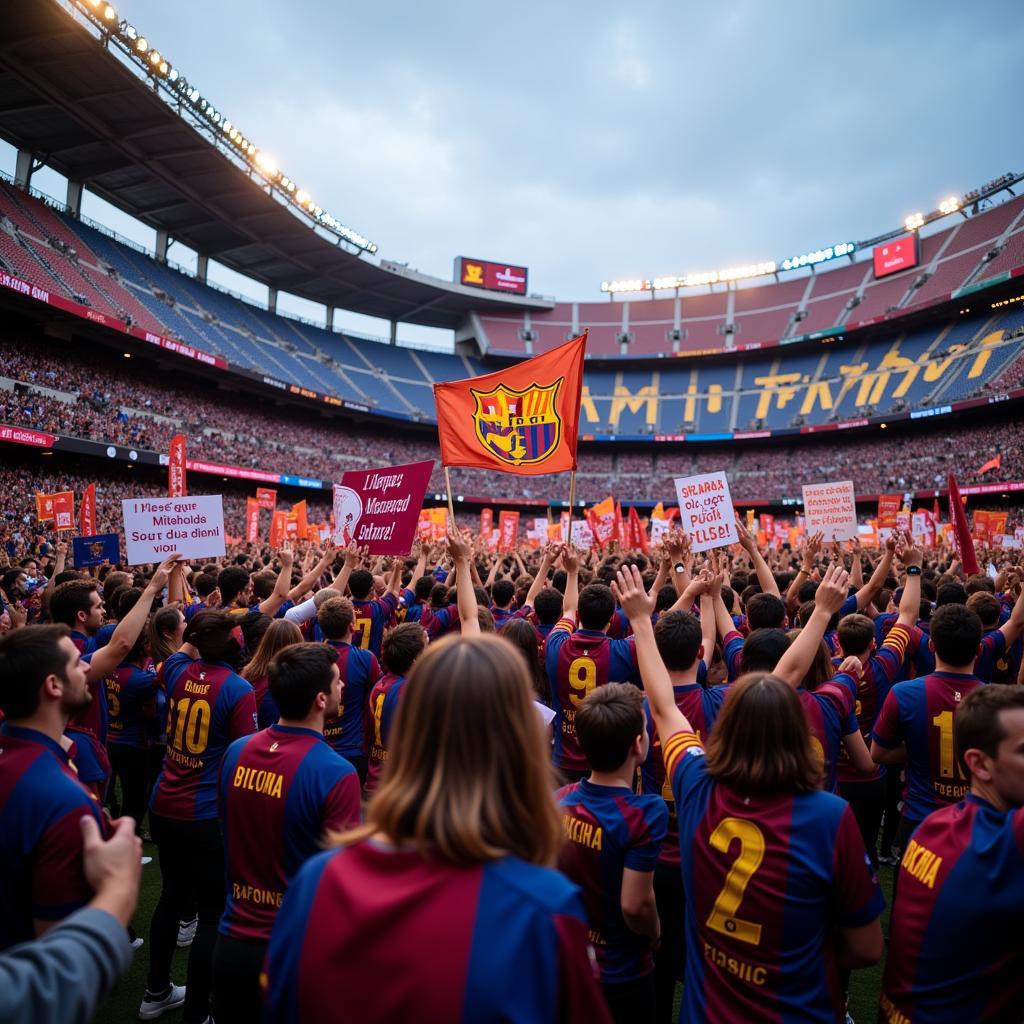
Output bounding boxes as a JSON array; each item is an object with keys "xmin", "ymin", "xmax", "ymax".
[{"xmin": 0, "ymin": 179, "xmax": 1022, "ymax": 434}]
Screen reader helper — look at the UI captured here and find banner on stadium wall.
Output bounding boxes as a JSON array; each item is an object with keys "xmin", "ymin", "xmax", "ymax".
[
  {"xmin": 802, "ymin": 480, "xmax": 858, "ymax": 541},
  {"xmin": 122, "ymin": 495, "xmax": 225, "ymax": 565},
  {"xmin": 877, "ymin": 494, "xmax": 901, "ymax": 529},
  {"xmin": 332, "ymin": 460, "xmax": 435, "ymax": 554},
  {"xmin": 79, "ymin": 483, "xmax": 96, "ymax": 536},
  {"xmin": 498, "ymin": 511, "xmax": 520, "ymax": 551},
  {"xmin": 245, "ymin": 498, "xmax": 261, "ymax": 544},
  {"xmin": 255, "ymin": 487, "xmax": 277, "ymax": 510},
  {"xmin": 269, "ymin": 510, "xmax": 288, "ymax": 547},
  {"xmin": 72, "ymin": 533, "xmax": 119, "ymax": 568},
  {"xmin": 674, "ymin": 471, "xmax": 738, "ymax": 552}
]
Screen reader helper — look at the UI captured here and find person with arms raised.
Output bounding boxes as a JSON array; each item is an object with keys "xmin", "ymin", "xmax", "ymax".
[
  {"xmin": 213, "ymin": 643, "xmax": 361, "ymax": 1024},
  {"xmin": 612, "ymin": 563, "xmax": 883, "ymax": 1023}
]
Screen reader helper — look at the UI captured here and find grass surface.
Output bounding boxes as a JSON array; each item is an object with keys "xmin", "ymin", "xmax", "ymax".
[{"xmin": 94, "ymin": 844, "xmax": 894, "ymax": 1023}]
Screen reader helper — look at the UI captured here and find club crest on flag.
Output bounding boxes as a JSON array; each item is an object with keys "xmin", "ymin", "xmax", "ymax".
[{"xmin": 471, "ymin": 379, "xmax": 563, "ymax": 467}]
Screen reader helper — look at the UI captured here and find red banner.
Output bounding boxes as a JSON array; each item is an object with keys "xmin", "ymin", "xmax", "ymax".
[
  {"xmin": 1, "ymin": 425, "xmax": 56, "ymax": 447},
  {"xmin": 332, "ymin": 460, "xmax": 435, "ymax": 554},
  {"xmin": 168, "ymin": 434, "xmax": 187, "ymax": 497},
  {"xmin": 627, "ymin": 506, "xmax": 649, "ymax": 554},
  {"xmin": 289, "ymin": 500, "xmax": 308, "ymax": 538},
  {"xmin": 498, "ymin": 510, "xmax": 520, "ymax": 551},
  {"xmin": 255, "ymin": 487, "xmax": 278, "ymax": 510},
  {"xmin": 269, "ymin": 510, "xmax": 288, "ymax": 548},
  {"xmin": 948, "ymin": 474, "xmax": 979, "ymax": 574},
  {"xmin": 480, "ymin": 508, "xmax": 493, "ymax": 538},
  {"xmin": 876, "ymin": 494, "xmax": 901, "ymax": 529},
  {"xmin": 245, "ymin": 498, "xmax": 261, "ymax": 543},
  {"xmin": 52, "ymin": 491, "xmax": 74, "ymax": 532},
  {"xmin": 79, "ymin": 483, "xmax": 96, "ymax": 536}
]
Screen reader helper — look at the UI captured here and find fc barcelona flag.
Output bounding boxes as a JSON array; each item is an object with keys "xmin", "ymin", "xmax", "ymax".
[{"xmin": 433, "ymin": 333, "xmax": 586, "ymax": 475}]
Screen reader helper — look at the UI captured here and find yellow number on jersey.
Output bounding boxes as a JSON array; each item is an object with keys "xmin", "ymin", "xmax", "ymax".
[
  {"xmin": 372, "ymin": 692, "xmax": 387, "ymax": 748},
  {"xmin": 932, "ymin": 709, "xmax": 965, "ymax": 780},
  {"xmin": 706, "ymin": 817, "xmax": 766, "ymax": 945},
  {"xmin": 169, "ymin": 696, "xmax": 212, "ymax": 756},
  {"xmin": 354, "ymin": 617, "xmax": 372, "ymax": 650},
  {"xmin": 567, "ymin": 656, "xmax": 597, "ymax": 707},
  {"xmin": 106, "ymin": 692, "xmax": 121, "ymax": 719}
]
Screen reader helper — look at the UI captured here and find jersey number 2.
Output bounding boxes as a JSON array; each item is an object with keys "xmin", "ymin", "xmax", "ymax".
[{"xmin": 706, "ymin": 817, "xmax": 765, "ymax": 945}]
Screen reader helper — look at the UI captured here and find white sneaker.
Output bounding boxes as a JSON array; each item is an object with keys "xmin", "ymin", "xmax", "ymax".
[
  {"xmin": 141, "ymin": 856, "xmax": 153, "ymax": 866},
  {"xmin": 138, "ymin": 984, "xmax": 185, "ymax": 1020},
  {"xmin": 130, "ymin": 936, "xmax": 145, "ymax": 950},
  {"xmin": 176, "ymin": 917, "xmax": 198, "ymax": 948}
]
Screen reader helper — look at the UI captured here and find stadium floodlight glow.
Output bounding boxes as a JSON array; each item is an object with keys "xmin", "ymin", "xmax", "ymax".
[
  {"xmin": 780, "ymin": 241, "xmax": 855, "ymax": 272},
  {"xmin": 71, "ymin": 3, "xmax": 378, "ymax": 255},
  {"xmin": 905, "ymin": 212, "xmax": 925, "ymax": 231},
  {"xmin": 938, "ymin": 195, "xmax": 960, "ymax": 215},
  {"xmin": 600, "ymin": 279, "xmax": 647, "ymax": 294}
]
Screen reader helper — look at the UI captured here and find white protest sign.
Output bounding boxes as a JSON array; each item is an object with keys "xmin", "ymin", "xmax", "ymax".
[
  {"xmin": 123, "ymin": 495, "xmax": 225, "ymax": 565},
  {"xmin": 570, "ymin": 519, "xmax": 594, "ymax": 550},
  {"xmin": 674, "ymin": 472, "xmax": 738, "ymax": 552},
  {"xmin": 650, "ymin": 517, "xmax": 671, "ymax": 546},
  {"xmin": 801, "ymin": 480, "xmax": 858, "ymax": 541}
]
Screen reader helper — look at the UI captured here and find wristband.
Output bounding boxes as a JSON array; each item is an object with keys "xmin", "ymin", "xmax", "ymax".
[
  {"xmin": 673, "ymin": 562, "xmax": 686, "ymax": 574},
  {"xmin": 906, "ymin": 565, "xmax": 922, "ymax": 576}
]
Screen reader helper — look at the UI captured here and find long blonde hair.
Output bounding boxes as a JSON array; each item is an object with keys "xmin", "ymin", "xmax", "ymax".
[{"xmin": 339, "ymin": 634, "xmax": 562, "ymax": 866}]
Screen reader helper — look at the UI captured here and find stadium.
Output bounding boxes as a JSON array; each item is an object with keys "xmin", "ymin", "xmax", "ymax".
[{"xmin": 1, "ymin": 2, "xmax": 1023, "ymax": 1023}]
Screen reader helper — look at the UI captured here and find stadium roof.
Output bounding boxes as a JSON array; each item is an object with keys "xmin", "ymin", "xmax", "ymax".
[{"xmin": 0, "ymin": 0, "xmax": 552, "ymax": 330}]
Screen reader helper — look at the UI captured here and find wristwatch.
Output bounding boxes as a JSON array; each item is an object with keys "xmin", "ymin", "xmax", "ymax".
[
  {"xmin": 906, "ymin": 565, "xmax": 922, "ymax": 576},
  {"xmin": 673, "ymin": 562, "xmax": 686, "ymax": 574}
]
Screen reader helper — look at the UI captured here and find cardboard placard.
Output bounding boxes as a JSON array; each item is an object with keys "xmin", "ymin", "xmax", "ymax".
[
  {"xmin": 122, "ymin": 495, "xmax": 225, "ymax": 565},
  {"xmin": 674, "ymin": 472, "xmax": 738, "ymax": 552},
  {"xmin": 802, "ymin": 480, "xmax": 858, "ymax": 541},
  {"xmin": 333, "ymin": 460, "xmax": 435, "ymax": 554}
]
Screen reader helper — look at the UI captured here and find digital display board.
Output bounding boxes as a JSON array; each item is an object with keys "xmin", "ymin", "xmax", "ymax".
[
  {"xmin": 456, "ymin": 257, "xmax": 528, "ymax": 295},
  {"xmin": 873, "ymin": 234, "xmax": 919, "ymax": 279}
]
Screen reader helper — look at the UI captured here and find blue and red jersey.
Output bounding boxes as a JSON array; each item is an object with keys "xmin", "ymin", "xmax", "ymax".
[
  {"xmin": 68, "ymin": 633, "xmax": 108, "ymax": 743},
  {"xmin": 881, "ymin": 795, "xmax": 1024, "ymax": 1023},
  {"xmin": 248, "ymin": 675, "xmax": 280, "ymax": 730},
  {"xmin": 421, "ymin": 602, "xmax": 460, "ymax": 640},
  {"xmin": 974, "ymin": 629, "xmax": 1009, "ymax": 684},
  {"xmin": 65, "ymin": 726, "xmax": 111, "ymax": 802},
  {"xmin": 0, "ymin": 723, "xmax": 108, "ymax": 949},
  {"xmin": 555, "ymin": 779, "xmax": 667, "ymax": 983},
  {"xmin": 365, "ymin": 672, "xmax": 405, "ymax": 793},
  {"xmin": 350, "ymin": 592, "xmax": 399, "ymax": 657},
  {"xmin": 105, "ymin": 663, "xmax": 158, "ymax": 748},
  {"xmin": 641, "ymin": 683, "xmax": 727, "ymax": 867},
  {"xmin": 398, "ymin": 588, "xmax": 424, "ymax": 623},
  {"xmin": 798, "ymin": 674, "xmax": 859, "ymax": 794},
  {"xmin": 218, "ymin": 725, "xmax": 361, "ymax": 942},
  {"xmin": 722, "ymin": 629, "xmax": 745, "ymax": 682},
  {"xmin": 871, "ymin": 670, "xmax": 983, "ymax": 822},
  {"xmin": 545, "ymin": 619, "xmax": 640, "ymax": 774},
  {"xmin": 664, "ymin": 730, "xmax": 883, "ymax": 1023},
  {"xmin": 264, "ymin": 840, "xmax": 611, "ymax": 1024},
  {"xmin": 150, "ymin": 652, "xmax": 258, "ymax": 821},
  {"xmin": 323, "ymin": 640, "xmax": 380, "ymax": 760},
  {"xmin": 835, "ymin": 624, "xmax": 911, "ymax": 785}
]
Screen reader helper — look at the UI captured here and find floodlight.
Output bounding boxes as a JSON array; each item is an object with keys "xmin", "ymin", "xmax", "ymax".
[
  {"xmin": 904, "ymin": 213, "xmax": 925, "ymax": 231},
  {"xmin": 135, "ymin": 36, "xmax": 147, "ymax": 53},
  {"xmin": 102, "ymin": 4, "xmax": 116, "ymax": 20}
]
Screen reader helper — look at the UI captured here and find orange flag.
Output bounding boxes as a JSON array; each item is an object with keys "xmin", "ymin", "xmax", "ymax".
[
  {"xmin": 289, "ymin": 500, "xmax": 308, "ymax": 537},
  {"xmin": 269, "ymin": 510, "xmax": 288, "ymax": 548},
  {"xmin": 79, "ymin": 483, "xmax": 96, "ymax": 536},
  {"xmin": 168, "ymin": 434, "xmax": 187, "ymax": 497},
  {"xmin": 978, "ymin": 454, "xmax": 1001, "ymax": 475},
  {"xmin": 245, "ymin": 499, "xmax": 261, "ymax": 544},
  {"xmin": 433, "ymin": 333, "xmax": 586, "ymax": 475}
]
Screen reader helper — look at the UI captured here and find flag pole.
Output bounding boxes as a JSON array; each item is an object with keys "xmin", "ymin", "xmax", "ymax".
[
  {"xmin": 566, "ymin": 470, "xmax": 576, "ymax": 543},
  {"xmin": 443, "ymin": 465, "xmax": 457, "ymax": 530}
]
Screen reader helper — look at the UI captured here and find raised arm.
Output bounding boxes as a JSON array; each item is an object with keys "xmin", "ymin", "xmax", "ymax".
[
  {"xmin": 895, "ymin": 536, "xmax": 923, "ymax": 629},
  {"xmin": 330, "ymin": 543, "xmax": 361, "ymax": 595},
  {"xmin": 773, "ymin": 564, "xmax": 850, "ymax": 689},
  {"xmin": 999, "ymin": 580, "xmax": 1024, "ymax": 647},
  {"xmin": 448, "ymin": 530, "xmax": 479, "ymax": 637},
  {"xmin": 40, "ymin": 541, "xmax": 67, "ymax": 608},
  {"xmin": 288, "ymin": 544, "xmax": 336, "ymax": 603},
  {"xmin": 258, "ymin": 546, "xmax": 295, "ymax": 617},
  {"xmin": 786, "ymin": 531, "xmax": 823, "ymax": 613},
  {"xmin": 611, "ymin": 565, "xmax": 691, "ymax": 741},
  {"xmin": 86, "ymin": 555, "xmax": 178, "ymax": 680},
  {"xmin": 524, "ymin": 546, "xmax": 559, "ymax": 609},
  {"xmin": 848, "ymin": 538, "xmax": 864, "ymax": 590},
  {"xmin": 562, "ymin": 546, "xmax": 581, "ymax": 620},
  {"xmin": 735, "ymin": 514, "xmax": 780, "ymax": 597},
  {"xmin": 850, "ymin": 537, "xmax": 895, "ymax": 612}
]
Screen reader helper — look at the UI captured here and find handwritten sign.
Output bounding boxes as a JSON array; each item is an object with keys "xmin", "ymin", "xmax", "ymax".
[
  {"xmin": 674, "ymin": 472, "xmax": 738, "ymax": 552},
  {"xmin": 802, "ymin": 480, "xmax": 858, "ymax": 541},
  {"xmin": 123, "ymin": 495, "xmax": 225, "ymax": 565},
  {"xmin": 334, "ymin": 460, "xmax": 434, "ymax": 554}
]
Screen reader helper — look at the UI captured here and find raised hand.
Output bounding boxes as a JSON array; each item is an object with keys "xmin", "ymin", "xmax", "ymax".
[{"xmin": 813, "ymin": 563, "xmax": 850, "ymax": 616}]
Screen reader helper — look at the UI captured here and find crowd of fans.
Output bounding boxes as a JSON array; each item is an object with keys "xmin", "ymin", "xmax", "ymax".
[
  {"xmin": 1, "ymin": 509, "xmax": 1023, "ymax": 1023},
  {"xmin": 2, "ymin": 334, "xmax": 1023, "ymax": 505}
]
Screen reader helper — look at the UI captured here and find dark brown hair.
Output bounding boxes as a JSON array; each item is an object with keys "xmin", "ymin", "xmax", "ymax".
[
  {"xmin": 317, "ymin": 597, "xmax": 355, "ymax": 639},
  {"xmin": 575, "ymin": 683, "xmax": 644, "ymax": 772},
  {"xmin": 242, "ymin": 618, "xmax": 303, "ymax": 684},
  {"xmin": 956, "ymin": 684, "xmax": 1024, "ymax": 774},
  {"xmin": 704, "ymin": 673, "xmax": 823, "ymax": 794}
]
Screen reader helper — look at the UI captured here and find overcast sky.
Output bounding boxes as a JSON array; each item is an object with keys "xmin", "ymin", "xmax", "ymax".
[{"xmin": 10, "ymin": 1, "xmax": 1024, "ymax": 343}]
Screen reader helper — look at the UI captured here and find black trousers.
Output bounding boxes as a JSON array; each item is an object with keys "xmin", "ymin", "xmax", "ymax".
[
  {"xmin": 345, "ymin": 753, "xmax": 368, "ymax": 789},
  {"xmin": 879, "ymin": 767, "xmax": 904, "ymax": 854},
  {"xmin": 602, "ymin": 973, "xmax": 656, "ymax": 1024},
  {"xmin": 652, "ymin": 862, "xmax": 683, "ymax": 1024},
  {"xmin": 147, "ymin": 814, "xmax": 226, "ymax": 1024},
  {"xmin": 839, "ymin": 775, "xmax": 886, "ymax": 869},
  {"xmin": 108, "ymin": 743, "xmax": 150, "ymax": 829},
  {"xmin": 212, "ymin": 933, "xmax": 267, "ymax": 1024}
]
